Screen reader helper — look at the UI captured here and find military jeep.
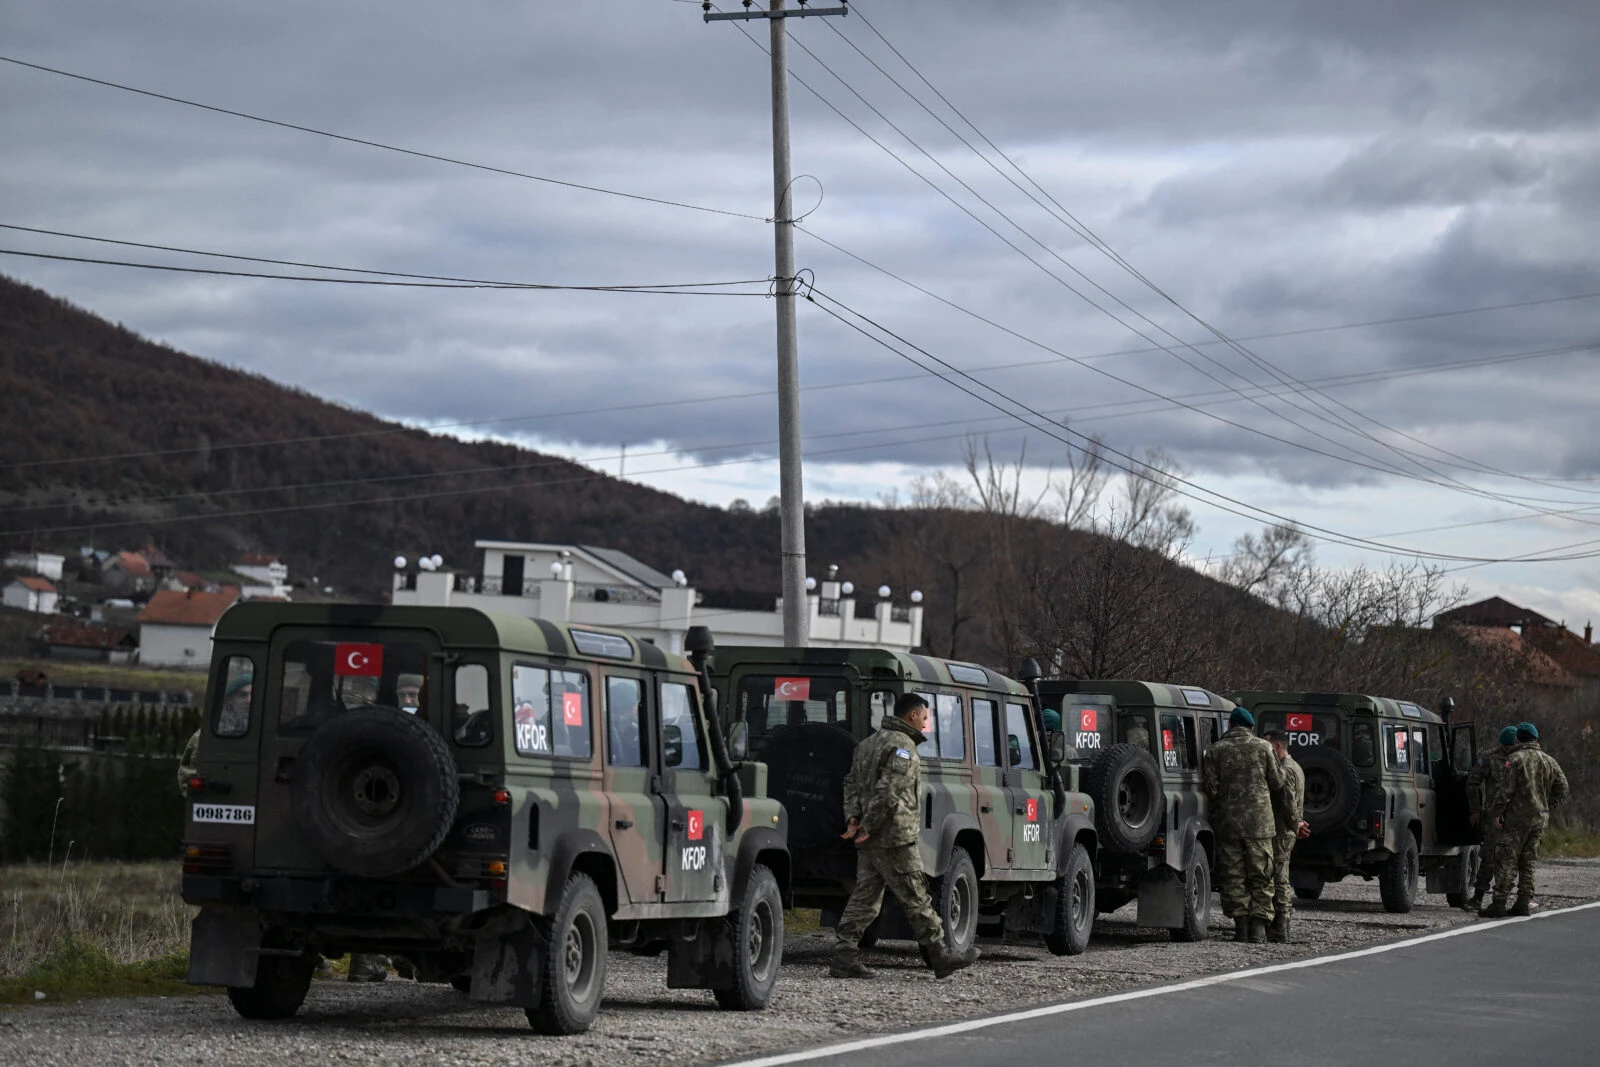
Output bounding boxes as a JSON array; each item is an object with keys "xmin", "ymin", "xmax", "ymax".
[
  {"xmin": 708, "ymin": 647, "xmax": 1099, "ymax": 957},
  {"xmin": 1229, "ymin": 690, "xmax": 1478, "ymax": 913},
  {"xmin": 181, "ymin": 604, "xmax": 789, "ymax": 1034},
  {"xmin": 1036, "ymin": 679, "xmax": 1233, "ymax": 941}
]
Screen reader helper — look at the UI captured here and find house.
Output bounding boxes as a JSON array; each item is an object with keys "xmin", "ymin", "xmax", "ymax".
[
  {"xmin": 137, "ymin": 546, "xmax": 176, "ymax": 580},
  {"xmin": 137, "ymin": 588, "xmax": 239, "ymax": 668},
  {"xmin": 390, "ymin": 539, "xmax": 924, "ymax": 654},
  {"xmin": 3, "ymin": 551, "xmax": 66, "ymax": 582},
  {"xmin": 101, "ymin": 551, "xmax": 153, "ymax": 595},
  {"xmin": 232, "ymin": 554, "xmax": 290, "ymax": 599},
  {"xmin": 3, "ymin": 576, "xmax": 58, "ymax": 615},
  {"xmin": 165, "ymin": 570, "xmax": 222, "ymax": 594},
  {"xmin": 39, "ymin": 622, "xmax": 137, "ymax": 664}
]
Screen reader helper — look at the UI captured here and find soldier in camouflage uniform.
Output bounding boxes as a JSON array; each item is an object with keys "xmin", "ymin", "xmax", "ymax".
[
  {"xmin": 1201, "ymin": 707, "xmax": 1288, "ymax": 944},
  {"xmin": 831, "ymin": 692, "xmax": 979, "ymax": 980},
  {"xmin": 1463, "ymin": 725, "xmax": 1519, "ymax": 911},
  {"xmin": 1480, "ymin": 721, "xmax": 1569, "ymax": 918},
  {"xmin": 1262, "ymin": 731, "xmax": 1309, "ymax": 944}
]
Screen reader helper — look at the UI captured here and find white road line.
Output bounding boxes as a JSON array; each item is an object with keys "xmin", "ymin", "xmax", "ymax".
[{"xmin": 729, "ymin": 900, "xmax": 1600, "ymax": 1067}]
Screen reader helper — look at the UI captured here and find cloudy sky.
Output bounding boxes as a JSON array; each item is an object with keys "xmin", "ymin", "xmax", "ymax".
[{"xmin": 4, "ymin": 0, "xmax": 1599, "ymax": 626}]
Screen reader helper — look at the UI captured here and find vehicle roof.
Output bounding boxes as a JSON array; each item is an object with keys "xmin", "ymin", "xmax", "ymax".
[
  {"xmin": 1038, "ymin": 678, "xmax": 1235, "ymax": 712},
  {"xmin": 1230, "ymin": 690, "xmax": 1445, "ymax": 725},
  {"xmin": 712, "ymin": 645, "xmax": 1030, "ymax": 698},
  {"xmin": 212, "ymin": 602, "xmax": 690, "ymax": 671}
]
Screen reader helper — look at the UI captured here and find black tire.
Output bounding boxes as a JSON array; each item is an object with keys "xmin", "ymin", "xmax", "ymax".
[
  {"xmin": 1294, "ymin": 883, "xmax": 1324, "ymax": 902},
  {"xmin": 1171, "ymin": 847, "xmax": 1212, "ymax": 943},
  {"xmin": 1445, "ymin": 847, "xmax": 1480, "ymax": 909},
  {"xmin": 760, "ymin": 723, "xmax": 856, "ymax": 851},
  {"xmin": 1082, "ymin": 743, "xmax": 1162, "ymax": 854},
  {"xmin": 527, "ymin": 874, "xmax": 608, "ymax": 1035},
  {"xmin": 449, "ymin": 974, "xmax": 472, "ymax": 994},
  {"xmin": 1294, "ymin": 745, "xmax": 1361, "ymax": 834},
  {"xmin": 1044, "ymin": 842, "xmax": 1095, "ymax": 956},
  {"xmin": 714, "ymin": 865, "xmax": 784, "ymax": 1011},
  {"xmin": 1380, "ymin": 828, "xmax": 1420, "ymax": 913},
  {"xmin": 291, "ymin": 706, "xmax": 460, "ymax": 879},
  {"xmin": 227, "ymin": 952, "xmax": 315, "ymax": 1020},
  {"xmin": 932, "ymin": 849, "xmax": 979, "ymax": 956}
]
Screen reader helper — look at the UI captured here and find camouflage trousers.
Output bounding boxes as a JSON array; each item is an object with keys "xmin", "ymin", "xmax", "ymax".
[
  {"xmin": 835, "ymin": 842, "xmax": 944, "ymax": 951},
  {"xmin": 1473, "ymin": 819, "xmax": 1501, "ymax": 895},
  {"xmin": 1491, "ymin": 815, "xmax": 1546, "ymax": 902},
  {"xmin": 1217, "ymin": 835, "xmax": 1276, "ymax": 921},
  {"xmin": 1271, "ymin": 832, "xmax": 1296, "ymax": 922}
]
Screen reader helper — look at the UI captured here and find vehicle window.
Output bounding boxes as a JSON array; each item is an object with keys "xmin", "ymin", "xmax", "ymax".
[
  {"xmin": 868, "ymin": 690, "xmax": 895, "ymax": 730},
  {"xmin": 277, "ymin": 639, "xmax": 427, "ymax": 731},
  {"xmin": 660, "ymin": 682, "xmax": 705, "ymax": 770},
  {"xmin": 1159, "ymin": 713, "xmax": 1194, "ymax": 771},
  {"xmin": 1067, "ymin": 701, "xmax": 1111, "ymax": 754},
  {"xmin": 1452, "ymin": 728, "xmax": 1474, "ymax": 770},
  {"xmin": 511, "ymin": 665, "xmax": 592, "ymax": 759},
  {"xmin": 211, "ymin": 654, "xmax": 254, "ymax": 738},
  {"xmin": 452, "ymin": 664, "xmax": 492, "ymax": 747},
  {"xmin": 1120, "ymin": 712, "xmax": 1153, "ymax": 752},
  {"xmin": 1412, "ymin": 728, "xmax": 1429, "ymax": 774},
  {"xmin": 915, "ymin": 692, "xmax": 965, "ymax": 761},
  {"xmin": 606, "ymin": 676, "xmax": 645, "ymax": 767},
  {"xmin": 1005, "ymin": 702, "xmax": 1036, "ymax": 770},
  {"xmin": 1256, "ymin": 710, "xmax": 1334, "ymax": 751},
  {"xmin": 972, "ymin": 698, "xmax": 999, "ymax": 767},
  {"xmin": 1384, "ymin": 725, "xmax": 1411, "ymax": 772},
  {"xmin": 1351, "ymin": 723, "xmax": 1376, "ymax": 767},
  {"xmin": 737, "ymin": 674, "xmax": 850, "ymax": 740}
]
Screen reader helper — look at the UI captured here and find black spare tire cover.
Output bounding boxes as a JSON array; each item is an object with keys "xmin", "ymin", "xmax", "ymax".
[
  {"xmin": 291, "ymin": 706, "xmax": 460, "ymax": 878},
  {"xmin": 1082, "ymin": 742, "xmax": 1162, "ymax": 854},
  {"xmin": 1294, "ymin": 744, "xmax": 1361, "ymax": 834},
  {"xmin": 760, "ymin": 722, "xmax": 857, "ymax": 851}
]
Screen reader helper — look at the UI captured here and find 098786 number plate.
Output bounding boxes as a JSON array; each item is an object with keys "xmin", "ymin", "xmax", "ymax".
[{"xmin": 192, "ymin": 803, "xmax": 255, "ymax": 824}]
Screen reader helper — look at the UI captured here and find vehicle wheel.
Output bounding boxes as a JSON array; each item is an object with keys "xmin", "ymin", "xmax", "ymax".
[
  {"xmin": 449, "ymin": 974, "xmax": 472, "ymax": 994},
  {"xmin": 527, "ymin": 874, "xmax": 608, "ymax": 1035},
  {"xmin": 1044, "ymin": 842, "xmax": 1095, "ymax": 956},
  {"xmin": 1082, "ymin": 743, "xmax": 1162, "ymax": 854},
  {"xmin": 1294, "ymin": 883, "xmax": 1324, "ymax": 902},
  {"xmin": 1445, "ymin": 846, "xmax": 1479, "ymax": 909},
  {"xmin": 1171, "ymin": 847, "xmax": 1211, "ymax": 943},
  {"xmin": 227, "ymin": 951, "xmax": 316, "ymax": 1020},
  {"xmin": 714, "ymin": 864, "xmax": 784, "ymax": 1011},
  {"xmin": 1379, "ymin": 828, "xmax": 1420, "ymax": 913},
  {"xmin": 1294, "ymin": 745, "xmax": 1361, "ymax": 834},
  {"xmin": 932, "ymin": 849, "xmax": 979, "ymax": 957},
  {"xmin": 292, "ymin": 706, "xmax": 460, "ymax": 878}
]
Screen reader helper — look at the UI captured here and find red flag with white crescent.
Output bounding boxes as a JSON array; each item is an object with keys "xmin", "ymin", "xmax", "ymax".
[
  {"xmin": 335, "ymin": 643, "xmax": 383, "ymax": 677},
  {"xmin": 1287, "ymin": 713, "xmax": 1313, "ymax": 731},
  {"xmin": 774, "ymin": 677, "xmax": 811, "ymax": 701}
]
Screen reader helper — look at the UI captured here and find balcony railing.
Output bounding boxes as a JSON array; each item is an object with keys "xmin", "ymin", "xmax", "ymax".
[
  {"xmin": 573, "ymin": 583, "xmax": 656, "ymax": 605},
  {"xmin": 477, "ymin": 576, "xmax": 539, "ymax": 597}
]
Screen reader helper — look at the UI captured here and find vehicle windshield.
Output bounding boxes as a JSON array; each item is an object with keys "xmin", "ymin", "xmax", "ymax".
[
  {"xmin": 735, "ymin": 673, "xmax": 851, "ymax": 750},
  {"xmin": 276, "ymin": 639, "xmax": 428, "ymax": 731},
  {"xmin": 1254, "ymin": 708, "xmax": 1338, "ymax": 753}
]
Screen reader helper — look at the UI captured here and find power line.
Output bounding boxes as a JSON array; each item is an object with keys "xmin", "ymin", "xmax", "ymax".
[{"xmin": 0, "ymin": 54, "xmax": 765, "ymax": 222}]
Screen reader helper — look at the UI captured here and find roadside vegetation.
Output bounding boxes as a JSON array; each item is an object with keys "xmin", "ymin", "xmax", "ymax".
[{"xmin": 1, "ymin": 657, "xmax": 204, "ymax": 693}]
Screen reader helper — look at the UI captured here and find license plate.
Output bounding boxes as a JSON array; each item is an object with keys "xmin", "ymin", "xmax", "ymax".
[{"xmin": 192, "ymin": 803, "xmax": 256, "ymax": 824}]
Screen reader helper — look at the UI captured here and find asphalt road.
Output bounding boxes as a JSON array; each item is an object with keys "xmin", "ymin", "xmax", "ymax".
[{"xmin": 734, "ymin": 902, "xmax": 1600, "ymax": 1067}]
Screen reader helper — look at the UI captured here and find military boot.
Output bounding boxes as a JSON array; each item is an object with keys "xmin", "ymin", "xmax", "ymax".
[
  {"xmin": 1233, "ymin": 917, "xmax": 1250, "ymax": 943},
  {"xmin": 1478, "ymin": 898, "xmax": 1508, "ymax": 918},
  {"xmin": 1266, "ymin": 915, "xmax": 1288, "ymax": 944},
  {"xmin": 928, "ymin": 943, "xmax": 980, "ymax": 980},
  {"xmin": 1509, "ymin": 895, "xmax": 1532, "ymax": 917},
  {"xmin": 828, "ymin": 945, "xmax": 874, "ymax": 980},
  {"xmin": 1463, "ymin": 891, "xmax": 1485, "ymax": 913},
  {"xmin": 1248, "ymin": 918, "xmax": 1268, "ymax": 944}
]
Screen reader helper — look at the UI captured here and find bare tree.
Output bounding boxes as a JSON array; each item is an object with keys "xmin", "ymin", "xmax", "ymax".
[
  {"xmin": 962, "ymin": 435, "xmax": 1051, "ymax": 522},
  {"xmin": 1049, "ymin": 434, "xmax": 1110, "ymax": 530},
  {"xmin": 1116, "ymin": 447, "xmax": 1197, "ymax": 550},
  {"xmin": 1221, "ymin": 523, "xmax": 1315, "ymax": 606}
]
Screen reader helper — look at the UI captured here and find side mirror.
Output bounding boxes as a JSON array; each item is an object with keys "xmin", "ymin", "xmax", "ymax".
[
  {"xmin": 727, "ymin": 720, "xmax": 749, "ymax": 763},
  {"xmin": 1047, "ymin": 730, "xmax": 1068, "ymax": 765},
  {"xmin": 664, "ymin": 724, "xmax": 684, "ymax": 767}
]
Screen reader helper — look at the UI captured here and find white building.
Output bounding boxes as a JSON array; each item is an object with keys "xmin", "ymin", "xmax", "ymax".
[
  {"xmin": 137, "ymin": 588, "xmax": 238, "ymax": 668},
  {"xmin": 3, "ymin": 576, "xmax": 58, "ymax": 615},
  {"xmin": 390, "ymin": 540, "xmax": 924, "ymax": 655},
  {"xmin": 232, "ymin": 554, "xmax": 291, "ymax": 599},
  {"xmin": 4, "ymin": 551, "xmax": 66, "ymax": 582}
]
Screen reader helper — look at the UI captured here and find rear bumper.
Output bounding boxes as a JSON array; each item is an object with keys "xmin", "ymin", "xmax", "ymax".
[{"xmin": 183, "ymin": 874, "xmax": 493, "ymax": 917}]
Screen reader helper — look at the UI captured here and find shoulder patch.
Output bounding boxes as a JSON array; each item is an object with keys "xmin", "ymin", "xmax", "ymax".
[{"xmin": 895, "ymin": 748, "xmax": 912, "ymax": 760}]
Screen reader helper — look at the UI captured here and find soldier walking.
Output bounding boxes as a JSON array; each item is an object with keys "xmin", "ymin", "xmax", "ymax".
[
  {"xmin": 1201, "ymin": 707, "xmax": 1289, "ymax": 944},
  {"xmin": 1464, "ymin": 725, "xmax": 1519, "ymax": 912},
  {"xmin": 1262, "ymin": 730, "xmax": 1310, "ymax": 944},
  {"xmin": 831, "ymin": 692, "xmax": 980, "ymax": 980},
  {"xmin": 1480, "ymin": 721, "xmax": 1569, "ymax": 918}
]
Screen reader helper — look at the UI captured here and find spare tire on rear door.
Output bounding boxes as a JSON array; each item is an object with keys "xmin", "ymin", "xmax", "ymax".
[
  {"xmin": 1294, "ymin": 744, "xmax": 1361, "ymax": 834},
  {"xmin": 759, "ymin": 722, "xmax": 857, "ymax": 851},
  {"xmin": 1082, "ymin": 742, "xmax": 1162, "ymax": 854},
  {"xmin": 292, "ymin": 705, "xmax": 460, "ymax": 878}
]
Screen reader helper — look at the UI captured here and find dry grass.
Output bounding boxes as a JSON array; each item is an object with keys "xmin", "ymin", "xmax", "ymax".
[
  {"xmin": 1544, "ymin": 822, "xmax": 1600, "ymax": 859},
  {"xmin": 0, "ymin": 860, "xmax": 196, "ymax": 1004},
  {"xmin": 1, "ymin": 657, "xmax": 205, "ymax": 692}
]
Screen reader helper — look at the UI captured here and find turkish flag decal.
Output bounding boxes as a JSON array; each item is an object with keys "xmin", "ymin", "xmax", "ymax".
[
  {"xmin": 562, "ymin": 691, "xmax": 584, "ymax": 727},
  {"xmin": 335, "ymin": 643, "xmax": 383, "ymax": 677},
  {"xmin": 1025, "ymin": 798, "xmax": 1039, "ymax": 823},
  {"xmin": 1162, "ymin": 729, "xmax": 1176, "ymax": 751},
  {"xmin": 1079, "ymin": 708, "xmax": 1098, "ymax": 732},
  {"xmin": 686, "ymin": 809, "xmax": 704, "ymax": 841},
  {"xmin": 774, "ymin": 676, "xmax": 811, "ymax": 701},
  {"xmin": 1287, "ymin": 713, "xmax": 1313, "ymax": 731}
]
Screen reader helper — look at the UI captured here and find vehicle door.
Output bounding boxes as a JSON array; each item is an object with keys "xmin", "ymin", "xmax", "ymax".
[
  {"xmin": 916, "ymin": 691, "xmax": 971, "ymax": 873},
  {"xmin": 1157, "ymin": 711, "xmax": 1202, "ymax": 859},
  {"xmin": 603, "ymin": 672, "xmax": 665, "ymax": 905},
  {"xmin": 969, "ymin": 697, "xmax": 1010, "ymax": 873},
  {"xmin": 1409, "ymin": 722, "xmax": 1438, "ymax": 850},
  {"xmin": 656, "ymin": 675, "xmax": 723, "ymax": 903},
  {"xmin": 1432, "ymin": 721, "xmax": 1476, "ymax": 846},
  {"xmin": 1003, "ymin": 700, "xmax": 1051, "ymax": 872},
  {"xmin": 1381, "ymin": 722, "xmax": 1416, "ymax": 846}
]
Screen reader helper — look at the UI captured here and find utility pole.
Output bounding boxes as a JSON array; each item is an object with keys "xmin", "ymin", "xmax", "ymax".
[{"xmin": 703, "ymin": 0, "xmax": 848, "ymax": 647}]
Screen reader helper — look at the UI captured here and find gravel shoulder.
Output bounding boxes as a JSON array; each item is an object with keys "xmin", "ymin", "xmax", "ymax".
[{"xmin": 5, "ymin": 863, "xmax": 1598, "ymax": 1067}]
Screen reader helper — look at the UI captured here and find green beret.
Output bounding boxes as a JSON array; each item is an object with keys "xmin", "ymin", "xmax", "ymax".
[
  {"xmin": 224, "ymin": 674, "xmax": 254, "ymax": 699},
  {"xmin": 1230, "ymin": 707, "xmax": 1255, "ymax": 728},
  {"xmin": 1498, "ymin": 726, "xmax": 1519, "ymax": 746},
  {"xmin": 1516, "ymin": 721, "xmax": 1538, "ymax": 740}
]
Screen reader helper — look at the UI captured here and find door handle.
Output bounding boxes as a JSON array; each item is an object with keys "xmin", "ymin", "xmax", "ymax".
[
  {"xmin": 979, "ymin": 805, "xmax": 993, "ymax": 814},
  {"xmin": 615, "ymin": 819, "xmax": 634, "ymax": 830},
  {"xmin": 670, "ymin": 819, "xmax": 685, "ymax": 831}
]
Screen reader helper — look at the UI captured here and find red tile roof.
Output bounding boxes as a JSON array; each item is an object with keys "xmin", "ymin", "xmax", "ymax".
[
  {"xmin": 14, "ymin": 576, "xmax": 55, "ymax": 593},
  {"xmin": 138, "ymin": 588, "xmax": 238, "ymax": 627},
  {"xmin": 42, "ymin": 622, "xmax": 134, "ymax": 649},
  {"xmin": 1452, "ymin": 625, "xmax": 1580, "ymax": 688},
  {"xmin": 112, "ymin": 550, "xmax": 151, "ymax": 577}
]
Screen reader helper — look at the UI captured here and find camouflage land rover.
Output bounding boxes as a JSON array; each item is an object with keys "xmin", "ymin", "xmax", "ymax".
[
  {"xmin": 1037, "ymin": 680, "xmax": 1233, "ymax": 941},
  {"xmin": 181, "ymin": 604, "xmax": 789, "ymax": 1034},
  {"xmin": 709, "ymin": 647, "xmax": 1098, "ymax": 957},
  {"xmin": 1229, "ymin": 690, "xmax": 1478, "ymax": 912}
]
